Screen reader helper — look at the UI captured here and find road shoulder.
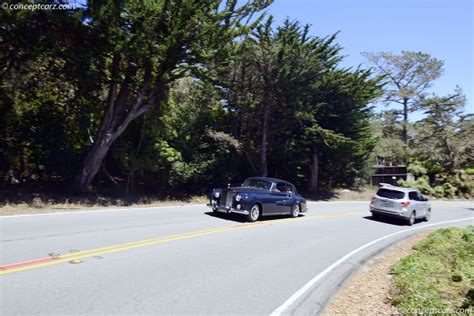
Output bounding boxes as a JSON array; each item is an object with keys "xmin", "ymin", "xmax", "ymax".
[{"xmin": 321, "ymin": 230, "xmax": 433, "ymax": 315}]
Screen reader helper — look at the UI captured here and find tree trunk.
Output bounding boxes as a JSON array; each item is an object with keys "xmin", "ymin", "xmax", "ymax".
[
  {"xmin": 73, "ymin": 125, "xmax": 120, "ymax": 192},
  {"xmin": 402, "ymin": 97, "xmax": 409, "ymax": 164},
  {"xmin": 309, "ymin": 145, "xmax": 319, "ymax": 193},
  {"xmin": 73, "ymin": 71, "xmax": 163, "ymax": 193},
  {"xmin": 260, "ymin": 95, "xmax": 269, "ymax": 177}
]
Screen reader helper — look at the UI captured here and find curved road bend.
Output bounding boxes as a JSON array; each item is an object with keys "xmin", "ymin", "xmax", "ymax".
[{"xmin": 1, "ymin": 201, "xmax": 472, "ymax": 315}]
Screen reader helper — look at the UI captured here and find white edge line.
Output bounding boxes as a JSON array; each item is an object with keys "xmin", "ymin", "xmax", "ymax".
[
  {"xmin": 0, "ymin": 203, "xmax": 205, "ymax": 218},
  {"xmin": 270, "ymin": 217, "xmax": 474, "ymax": 316}
]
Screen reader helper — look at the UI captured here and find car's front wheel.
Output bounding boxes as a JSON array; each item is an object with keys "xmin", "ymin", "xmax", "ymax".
[
  {"xmin": 424, "ymin": 208, "xmax": 431, "ymax": 221},
  {"xmin": 247, "ymin": 204, "xmax": 260, "ymax": 222},
  {"xmin": 290, "ymin": 204, "xmax": 300, "ymax": 218},
  {"xmin": 407, "ymin": 211, "xmax": 416, "ymax": 226}
]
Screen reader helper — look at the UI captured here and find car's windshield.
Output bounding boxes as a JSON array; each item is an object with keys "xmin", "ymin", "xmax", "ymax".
[
  {"xmin": 242, "ymin": 179, "xmax": 272, "ymax": 190},
  {"xmin": 376, "ymin": 188, "xmax": 405, "ymax": 200}
]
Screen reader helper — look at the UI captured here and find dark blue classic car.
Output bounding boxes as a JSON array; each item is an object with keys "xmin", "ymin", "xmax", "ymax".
[{"xmin": 209, "ymin": 177, "xmax": 307, "ymax": 222}]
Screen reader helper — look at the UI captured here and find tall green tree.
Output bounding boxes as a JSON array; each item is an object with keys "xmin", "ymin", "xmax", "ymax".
[
  {"xmin": 363, "ymin": 51, "xmax": 443, "ymax": 162},
  {"xmin": 71, "ymin": 0, "xmax": 270, "ymax": 192},
  {"xmin": 295, "ymin": 69, "xmax": 382, "ymax": 192},
  {"xmin": 413, "ymin": 89, "xmax": 472, "ymax": 172},
  {"xmin": 110, "ymin": 77, "xmax": 244, "ymax": 195},
  {"xmin": 226, "ymin": 19, "xmax": 342, "ymax": 178},
  {"xmin": 371, "ymin": 110, "xmax": 405, "ymax": 166},
  {"xmin": 0, "ymin": 6, "xmax": 100, "ymax": 184},
  {"xmin": 1, "ymin": 6, "xmax": 384, "ymax": 196},
  {"xmin": 222, "ymin": 20, "xmax": 382, "ymax": 192}
]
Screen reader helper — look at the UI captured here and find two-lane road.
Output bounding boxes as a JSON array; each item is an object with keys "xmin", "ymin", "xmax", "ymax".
[{"xmin": 1, "ymin": 201, "xmax": 472, "ymax": 315}]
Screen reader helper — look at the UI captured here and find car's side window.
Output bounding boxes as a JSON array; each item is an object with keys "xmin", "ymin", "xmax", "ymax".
[
  {"xmin": 408, "ymin": 192, "xmax": 418, "ymax": 201},
  {"xmin": 274, "ymin": 182, "xmax": 294, "ymax": 193},
  {"xmin": 287, "ymin": 184, "xmax": 295, "ymax": 194},
  {"xmin": 417, "ymin": 192, "xmax": 425, "ymax": 201},
  {"xmin": 274, "ymin": 182, "xmax": 286, "ymax": 192}
]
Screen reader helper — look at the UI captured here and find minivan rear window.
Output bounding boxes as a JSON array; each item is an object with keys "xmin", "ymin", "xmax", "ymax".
[{"xmin": 376, "ymin": 188, "xmax": 405, "ymax": 200}]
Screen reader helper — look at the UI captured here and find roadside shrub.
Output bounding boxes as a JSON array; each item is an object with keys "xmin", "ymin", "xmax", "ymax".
[
  {"xmin": 442, "ymin": 182, "xmax": 457, "ymax": 199},
  {"xmin": 433, "ymin": 185, "xmax": 445, "ymax": 198},
  {"xmin": 398, "ymin": 176, "xmax": 433, "ymax": 195},
  {"xmin": 439, "ymin": 172, "xmax": 474, "ymax": 198},
  {"xmin": 396, "ymin": 178, "xmax": 409, "ymax": 187},
  {"xmin": 466, "ymin": 167, "xmax": 474, "ymax": 176},
  {"xmin": 423, "ymin": 161, "xmax": 446, "ymax": 175},
  {"xmin": 407, "ymin": 161, "xmax": 427, "ymax": 177},
  {"xmin": 416, "ymin": 177, "xmax": 435, "ymax": 195},
  {"xmin": 450, "ymin": 172, "xmax": 474, "ymax": 198},
  {"xmin": 390, "ymin": 227, "xmax": 474, "ymax": 312},
  {"xmin": 398, "ymin": 171, "xmax": 472, "ymax": 199},
  {"xmin": 396, "ymin": 179, "xmax": 415, "ymax": 190},
  {"xmin": 461, "ymin": 288, "xmax": 474, "ymax": 309}
]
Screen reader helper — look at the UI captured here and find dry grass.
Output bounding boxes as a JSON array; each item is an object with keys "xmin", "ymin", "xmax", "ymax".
[
  {"xmin": 331, "ymin": 187, "xmax": 376, "ymax": 201},
  {"xmin": 0, "ymin": 186, "xmax": 377, "ymax": 216},
  {"xmin": 307, "ymin": 186, "xmax": 377, "ymax": 201},
  {"xmin": 0, "ymin": 195, "xmax": 208, "ymax": 216}
]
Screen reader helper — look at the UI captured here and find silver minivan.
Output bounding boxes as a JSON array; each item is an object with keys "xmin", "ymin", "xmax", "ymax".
[{"xmin": 370, "ymin": 184, "xmax": 431, "ymax": 225}]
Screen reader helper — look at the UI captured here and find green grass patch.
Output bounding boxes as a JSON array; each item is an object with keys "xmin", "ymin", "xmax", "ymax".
[{"xmin": 390, "ymin": 226, "xmax": 474, "ymax": 314}]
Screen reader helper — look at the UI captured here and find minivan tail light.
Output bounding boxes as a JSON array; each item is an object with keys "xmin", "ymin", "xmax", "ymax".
[
  {"xmin": 371, "ymin": 195, "xmax": 376, "ymax": 201},
  {"xmin": 401, "ymin": 201, "xmax": 411, "ymax": 207}
]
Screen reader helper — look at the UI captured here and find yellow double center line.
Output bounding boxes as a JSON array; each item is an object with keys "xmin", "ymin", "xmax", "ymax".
[{"xmin": 0, "ymin": 211, "xmax": 367, "ymax": 275}]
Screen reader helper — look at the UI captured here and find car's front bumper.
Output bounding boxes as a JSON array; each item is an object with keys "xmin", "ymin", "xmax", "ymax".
[
  {"xmin": 208, "ymin": 200, "xmax": 250, "ymax": 215},
  {"xmin": 300, "ymin": 203, "xmax": 308, "ymax": 213},
  {"xmin": 213, "ymin": 206, "xmax": 249, "ymax": 215}
]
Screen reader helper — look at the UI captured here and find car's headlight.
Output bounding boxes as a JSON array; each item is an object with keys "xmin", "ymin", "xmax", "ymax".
[
  {"xmin": 214, "ymin": 192, "xmax": 220, "ymax": 198},
  {"xmin": 235, "ymin": 194, "xmax": 242, "ymax": 202}
]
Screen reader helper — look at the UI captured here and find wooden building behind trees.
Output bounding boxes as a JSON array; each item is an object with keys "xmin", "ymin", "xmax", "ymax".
[{"xmin": 371, "ymin": 166, "xmax": 408, "ymax": 186}]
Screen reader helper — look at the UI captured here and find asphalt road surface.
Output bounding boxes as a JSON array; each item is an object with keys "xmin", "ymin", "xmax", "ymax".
[{"xmin": 1, "ymin": 201, "xmax": 472, "ymax": 315}]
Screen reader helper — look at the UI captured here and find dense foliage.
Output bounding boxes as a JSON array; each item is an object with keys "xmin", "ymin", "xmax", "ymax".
[
  {"xmin": 363, "ymin": 51, "xmax": 444, "ymax": 163},
  {"xmin": 4, "ymin": 2, "xmax": 471, "ymax": 200},
  {"xmin": 366, "ymin": 52, "xmax": 474, "ymax": 198},
  {"xmin": 0, "ymin": 2, "xmax": 384, "ymax": 197}
]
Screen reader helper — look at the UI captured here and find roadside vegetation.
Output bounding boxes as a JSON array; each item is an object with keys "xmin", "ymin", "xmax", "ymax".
[
  {"xmin": 366, "ymin": 52, "xmax": 474, "ymax": 200},
  {"xmin": 0, "ymin": 186, "xmax": 376, "ymax": 216},
  {"xmin": 0, "ymin": 193, "xmax": 209, "ymax": 216},
  {"xmin": 397, "ymin": 162, "xmax": 474, "ymax": 199},
  {"xmin": 390, "ymin": 226, "xmax": 474, "ymax": 313},
  {"xmin": 1, "ymin": 1, "xmax": 472, "ymax": 204}
]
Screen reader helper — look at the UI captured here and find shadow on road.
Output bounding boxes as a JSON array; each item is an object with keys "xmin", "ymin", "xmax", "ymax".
[
  {"xmin": 363, "ymin": 215, "xmax": 411, "ymax": 226},
  {"xmin": 204, "ymin": 211, "xmax": 304, "ymax": 223}
]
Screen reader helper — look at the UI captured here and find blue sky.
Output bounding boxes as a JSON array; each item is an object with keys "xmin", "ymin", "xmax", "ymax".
[
  {"xmin": 267, "ymin": 0, "xmax": 473, "ymax": 117},
  {"xmin": 70, "ymin": 0, "xmax": 472, "ymax": 117}
]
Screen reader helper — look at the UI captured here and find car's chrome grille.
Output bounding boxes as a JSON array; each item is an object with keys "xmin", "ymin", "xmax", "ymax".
[
  {"xmin": 226, "ymin": 190, "xmax": 233, "ymax": 207},
  {"xmin": 219, "ymin": 189, "xmax": 233, "ymax": 208}
]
